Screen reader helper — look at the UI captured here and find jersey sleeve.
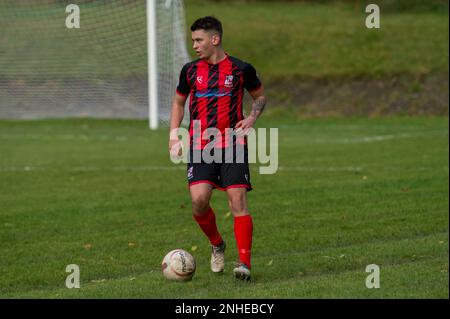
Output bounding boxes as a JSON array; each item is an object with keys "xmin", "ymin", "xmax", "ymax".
[
  {"xmin": 176, "ymin": 64, "xmax": 191, "ymax": 96},
  {"xmin": 243, "ymin": 63, "xmax": 262, "ymax": 92}
]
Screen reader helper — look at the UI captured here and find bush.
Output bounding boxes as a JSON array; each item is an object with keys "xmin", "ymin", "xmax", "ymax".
[{"xmin": 205, "ymin": 0, "xmax": 449, "ymax": 12}]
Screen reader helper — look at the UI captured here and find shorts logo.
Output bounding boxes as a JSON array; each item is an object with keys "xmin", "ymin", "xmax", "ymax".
[
  {"xmin": 187, "ymin": 166, "xmax": 194, "ymax": 180},
  {"xmin": 224, "ymin": 75, "xmax": 234, "ymax": 88},
  {"xmin": 244, "ymin": 174, "xmax": 248, "ymax": 182}
]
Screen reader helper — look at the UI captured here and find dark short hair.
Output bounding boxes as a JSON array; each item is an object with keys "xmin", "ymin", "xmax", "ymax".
[{"xmin": 190, "ymin": 16, "xmax": 223, "ymax": 41}]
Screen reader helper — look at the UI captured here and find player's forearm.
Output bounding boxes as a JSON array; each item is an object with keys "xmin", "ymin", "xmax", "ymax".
[
  {"xmin": 248, "ymin": 96, "xmax": 267, "ymax": 120},
  {"xmin": 169, "ymin": 103, "xmax": 184, "ymax": 140}
]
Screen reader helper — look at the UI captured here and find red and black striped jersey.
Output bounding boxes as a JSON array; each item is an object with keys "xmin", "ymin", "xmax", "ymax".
[{"xmin": 176, "ymin": 54, "xmax": 262, "ymax": 149}]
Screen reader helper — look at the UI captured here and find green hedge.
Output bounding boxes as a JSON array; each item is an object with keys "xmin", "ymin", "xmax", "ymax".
[
  {"xmin": 7, "ymin": 0, "xmax": 450, "ymax": 12},
  {"xmin": 203, "ymin": 0, "xmax": 449, "ymax": 12}
]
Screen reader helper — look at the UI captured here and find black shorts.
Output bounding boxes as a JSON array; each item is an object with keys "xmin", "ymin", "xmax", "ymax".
[{"xmin": 187, "ymin": 146, "xmax": 252, "ymax": 191}]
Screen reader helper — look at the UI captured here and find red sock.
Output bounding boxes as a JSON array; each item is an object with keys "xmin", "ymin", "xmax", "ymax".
[
  {"xmin": 234, "ymin": 215, "xmax": 253, "ymax": 269},
  {"xmin": 193, "ymin": 207, "xmax": 223, "ymax": 246}
]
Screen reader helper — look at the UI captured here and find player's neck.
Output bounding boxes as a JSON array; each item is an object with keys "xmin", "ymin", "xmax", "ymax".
[{"xmin": 205, "ymin": 50, "xmax": 226, "ymax": 65}]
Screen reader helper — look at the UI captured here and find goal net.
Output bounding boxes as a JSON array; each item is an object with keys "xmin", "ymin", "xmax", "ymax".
[{"xmin": 0, "ymin": 0, "xmax": 190, "ymax": 127}]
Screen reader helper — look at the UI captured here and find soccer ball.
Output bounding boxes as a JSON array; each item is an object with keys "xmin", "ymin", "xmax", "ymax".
[{"xmin": 161, "ymin": 249, "xmax": 196, "ymax": 281}]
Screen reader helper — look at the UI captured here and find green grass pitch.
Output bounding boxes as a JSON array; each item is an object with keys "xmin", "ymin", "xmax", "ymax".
[{"xmin": 0, "ymin": 116, "xmax": 448, "ymax": 298}]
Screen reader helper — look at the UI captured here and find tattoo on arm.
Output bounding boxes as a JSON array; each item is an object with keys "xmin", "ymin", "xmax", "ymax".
[{"xmin": 249, "ymin": 96, "xmax": 267, "ymax": 119}]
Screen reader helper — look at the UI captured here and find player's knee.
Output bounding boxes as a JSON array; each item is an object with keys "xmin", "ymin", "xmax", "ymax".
[
  {"xmin": 228, "ymin": 196, "xmax": 248, "ymax": 215},
  {"xmin": 191, "ymin": 195, "xmax": 210, "ymax": 213}
]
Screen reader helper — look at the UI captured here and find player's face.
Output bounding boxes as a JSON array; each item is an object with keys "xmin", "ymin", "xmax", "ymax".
[{"xmin": 191, "ymin": 29, "xmax": 220, "ymax": 59}]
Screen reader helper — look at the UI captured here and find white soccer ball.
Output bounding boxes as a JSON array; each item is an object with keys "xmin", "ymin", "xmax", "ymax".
[{"xmin": 161, "ymin": 249, "xmax": 196, "ymax": 281}]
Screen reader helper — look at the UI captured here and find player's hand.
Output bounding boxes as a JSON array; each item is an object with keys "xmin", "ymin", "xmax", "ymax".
[
  {"xmin": 169, "ymin": 139, "xmax": 183, "ymax": 158},
  {"xmin": 235, "ymin": 115, "xmax": 257, "ymax": 136}
]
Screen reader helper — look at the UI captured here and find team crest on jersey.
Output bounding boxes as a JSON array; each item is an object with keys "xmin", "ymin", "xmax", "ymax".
[
  {"xmin": 224, "ymin": 75, "xmax": 234, "ymax": 88},
  {"xmin": 196, "ymin": 76, "xmax": 203, "ymax": 84}
]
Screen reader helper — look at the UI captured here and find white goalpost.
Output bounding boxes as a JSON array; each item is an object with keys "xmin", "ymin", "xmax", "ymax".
[
  {"xmin": 147, "ymin": 0, "xmax": 159, "ymax": 130},
  {"xmin": 147, "ymin": 0, "xmax": 191, "ymax": 130}
]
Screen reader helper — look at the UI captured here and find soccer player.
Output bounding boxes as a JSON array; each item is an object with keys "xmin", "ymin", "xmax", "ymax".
[{"xmin": 169, "ymin": 16, "xmax": 267, "ymax": 281}]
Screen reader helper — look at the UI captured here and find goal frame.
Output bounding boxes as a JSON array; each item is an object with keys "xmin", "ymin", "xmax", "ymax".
[{"xmin": 147, "ymin": 0, "xmax": 159, "ymax": 130}]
